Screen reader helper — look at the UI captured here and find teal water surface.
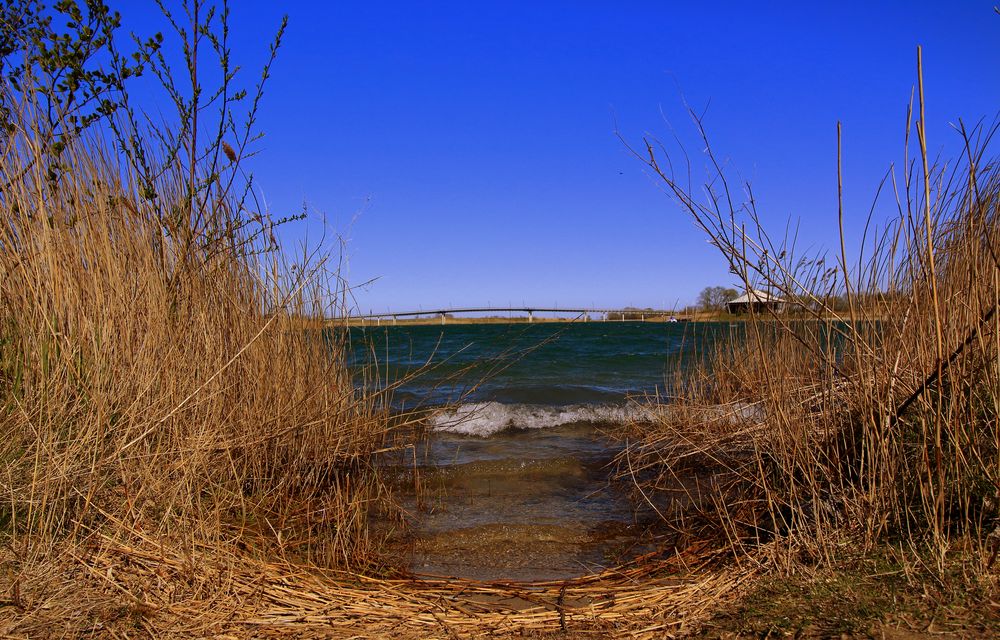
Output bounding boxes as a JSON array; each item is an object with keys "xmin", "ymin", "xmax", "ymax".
[
  {"xmin": 353, "ymin": 321, "xmax": 737, "ymax": 579},
  {"xmin": 349, "ymin": 321, "xmax": 733, "ymax": 412}
]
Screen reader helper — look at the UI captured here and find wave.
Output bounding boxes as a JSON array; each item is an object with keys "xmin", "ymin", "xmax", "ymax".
[
  {"xmin": 427, "ymin": 400, "xmax": 765, "ymax": 437},
  {"xmin": 427, "ymin": 401, "xmax": 660, "ymax": 437}
]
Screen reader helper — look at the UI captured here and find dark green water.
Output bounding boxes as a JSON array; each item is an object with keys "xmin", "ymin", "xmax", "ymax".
[
  {"xmin": 350, "ymin": 321, "xmax": 736, "ymax": 580},
  {"xmin": 350, "ymin": 321, "xmax": 735, "ymax": 419}
]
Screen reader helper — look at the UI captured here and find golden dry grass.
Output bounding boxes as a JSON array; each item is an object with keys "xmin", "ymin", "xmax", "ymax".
[
  {"xmin": 0, "ymin": 95, "xmax": 753, "ymax": 637},
  {"xmin": 617, "ymin": 61, "xmax": 1000, "ymax": 578},
  {"xmin": 1, "ymin": 534, "xmax": 759, "ymax": 638},
  {"xmin": 3, "ymin": 37, "xmax": 997, "ymax": 639}
]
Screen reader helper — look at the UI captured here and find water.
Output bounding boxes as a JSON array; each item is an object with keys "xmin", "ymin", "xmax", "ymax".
[
  {"xmin": 350, "ymin": 322, "xmax": 724, "ymax": 410},
  {"xmin": 350, "ymin": 321, "xmax": 729, "ymax": 580}
]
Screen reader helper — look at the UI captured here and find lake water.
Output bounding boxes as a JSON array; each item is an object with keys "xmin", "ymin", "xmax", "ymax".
[{"xmin": 349, "ymin": 321, "xmax": 731, "ymax": 580}]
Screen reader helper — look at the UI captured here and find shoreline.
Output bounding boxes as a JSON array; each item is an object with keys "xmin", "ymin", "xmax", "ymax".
[{"xmin": 340, "ymin": 313, "xmax": 850, "ymax": 326}]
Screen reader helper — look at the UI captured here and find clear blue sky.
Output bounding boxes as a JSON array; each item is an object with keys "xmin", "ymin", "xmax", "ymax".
[{"xmin": 132, "ymin": 1, "xmax": 1000, "ymax": 312}]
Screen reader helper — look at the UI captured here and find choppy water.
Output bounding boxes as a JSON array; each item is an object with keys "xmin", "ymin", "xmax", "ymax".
[
  {"xmin": 349, "ymin": 322, "xmax": 730, "ymax": 410},
  {"xmin": 349, "ymin": 321, "xmax": 732, "ymax": 580}
]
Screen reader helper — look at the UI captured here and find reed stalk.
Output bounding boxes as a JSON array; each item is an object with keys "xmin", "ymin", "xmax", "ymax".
[{"xmin": 619, "ymin": 50, "xmax": 1000, "ymax": 576}]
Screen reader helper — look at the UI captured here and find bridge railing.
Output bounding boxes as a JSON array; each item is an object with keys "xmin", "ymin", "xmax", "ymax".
[{"xmin": 339, "ymin": 308, "xmax": 681, "ymax": 324}]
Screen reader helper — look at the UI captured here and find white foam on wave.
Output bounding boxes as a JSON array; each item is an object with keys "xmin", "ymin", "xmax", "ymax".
[
  {"xmin": 427, "ymin": 400, "xmax": 766, "ymax": 438},
  {"xmin": 427, "ymin": 402, "xmax": 658, "ymax": 437}
]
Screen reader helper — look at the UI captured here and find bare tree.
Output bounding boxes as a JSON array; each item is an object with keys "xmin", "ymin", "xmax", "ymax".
[{"xmin": 697, "ymin": 285, "xmax": 737, "ymax": 311}]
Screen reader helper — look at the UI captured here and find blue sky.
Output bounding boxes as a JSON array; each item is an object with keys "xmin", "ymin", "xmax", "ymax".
[{"xmin": 131, "ymin": 2, "xmax": 1000, "ymax": 312}]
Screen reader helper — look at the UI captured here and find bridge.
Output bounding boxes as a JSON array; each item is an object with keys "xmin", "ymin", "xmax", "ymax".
[{"xmin": 346, "ymin": 307, "xmax": 681, "ymax": 325}]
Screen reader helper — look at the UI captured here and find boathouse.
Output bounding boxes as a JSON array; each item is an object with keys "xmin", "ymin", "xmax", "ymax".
[{"xmin": 725, "ymin": 289, "xmax": 785, "ymax": 314}]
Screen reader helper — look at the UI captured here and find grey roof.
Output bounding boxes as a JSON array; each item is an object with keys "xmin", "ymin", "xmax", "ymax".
[{"xmin": 727, "ymin": 289, "xmax": 784, "ymax": 305}]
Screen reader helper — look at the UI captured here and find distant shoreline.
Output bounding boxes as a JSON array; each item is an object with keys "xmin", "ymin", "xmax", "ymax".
[
  {"xmin": 340, "ymin": 311, "xmax": 853, "ymax": 326},
  {"xmin": 345, "ymin": 313, "xmax": 719, "ymax": 326}
]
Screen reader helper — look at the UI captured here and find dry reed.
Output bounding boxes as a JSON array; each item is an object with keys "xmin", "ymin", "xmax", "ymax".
[
  {"xmin": 618, "ymin": 51, "xmax": 1000, "ymax": 577},
  {"xmin": 1, "ymin": 532, "xmax": 757, "ymax": 638},
  {"xmin": 0, "ymin": 87, "xmax": 414, "ymax": 627},
  {"xmin": 6, "ymin": 14, "xmax": 994, "ymax": 634},
  {"xmin": 0, "ymin": 86, "xmax": 746, "ymax": 637}
]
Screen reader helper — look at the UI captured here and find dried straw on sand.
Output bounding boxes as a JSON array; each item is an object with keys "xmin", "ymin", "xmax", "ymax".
[{"xmin": 3, "ymin": 536, "xmax": 757, "ymax": 638}]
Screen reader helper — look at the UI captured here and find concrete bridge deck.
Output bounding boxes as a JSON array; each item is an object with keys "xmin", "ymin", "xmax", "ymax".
[{"xmin": 345, "ymin": 307, "xmax": 680, "ymax": 324}]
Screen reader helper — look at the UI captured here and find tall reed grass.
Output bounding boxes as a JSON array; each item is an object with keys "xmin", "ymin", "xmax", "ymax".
[
  {"xmin": 0, "ymin": 95, "xmax": 396, "ymax": 582},
  {"xmin": 619, "ymin": 53, "xmax": 1000, "ymax": 572}
]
